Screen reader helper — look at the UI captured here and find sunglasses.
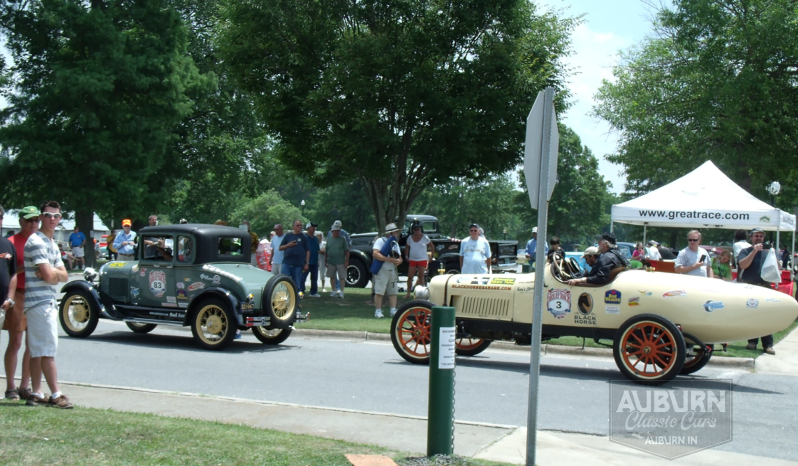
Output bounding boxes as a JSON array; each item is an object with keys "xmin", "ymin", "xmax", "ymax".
[
  {"xmin": 42, "ymin": 212, "xmax": 62, "ymax": 219},
  {"xmin": 687, "ymin": 238, "xmax": 699, "ymax": 242}
]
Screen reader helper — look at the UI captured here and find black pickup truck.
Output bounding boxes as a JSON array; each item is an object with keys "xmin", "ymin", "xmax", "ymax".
[{"xmin": 345, "ymin": 215, "xmax": 518, "ymax": 287}]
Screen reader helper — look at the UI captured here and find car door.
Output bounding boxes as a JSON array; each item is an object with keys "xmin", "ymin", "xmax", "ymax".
[
  {"xmin": 137, "ymin": 234, "xmax": 176, "ymax": 309},
  {"xmin": 173, "ymin": 235, "xmax": 197, "ymax": 311}
]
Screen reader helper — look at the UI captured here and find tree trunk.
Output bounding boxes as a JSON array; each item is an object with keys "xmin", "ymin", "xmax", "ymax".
[{"xmin": 76, "ymin": 210, "xmax": 96, "ymax": 268}]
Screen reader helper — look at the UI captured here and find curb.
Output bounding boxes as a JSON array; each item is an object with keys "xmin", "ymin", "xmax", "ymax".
[{"xmin": 292, "ymin": 328, "xmax": 756, "ymax": 370}]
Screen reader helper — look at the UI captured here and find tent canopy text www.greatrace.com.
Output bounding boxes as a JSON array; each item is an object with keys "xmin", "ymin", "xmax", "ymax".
[{"xmin": 637, "ymin": 210, "xmax": 750, "ymax": 221}]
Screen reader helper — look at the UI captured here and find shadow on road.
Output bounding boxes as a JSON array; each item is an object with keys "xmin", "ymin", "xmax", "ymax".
[{"xmin": 67, "ymin": 331, "xmax": 300, "ymax": 355}]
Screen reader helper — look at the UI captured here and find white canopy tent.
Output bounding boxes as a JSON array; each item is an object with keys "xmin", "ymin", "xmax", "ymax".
[{"xmin": 611, "ymin": 161, "xmax": 796, "ymax": 265}]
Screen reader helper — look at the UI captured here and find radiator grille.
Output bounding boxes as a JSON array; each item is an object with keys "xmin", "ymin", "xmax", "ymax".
[
  {"xmin": 108, "ymin": 277, "xmax": 128, "ymax": 299},
  {"xmin": 456, "ymin": 295, "xmax": 510, "ymax": 318}
]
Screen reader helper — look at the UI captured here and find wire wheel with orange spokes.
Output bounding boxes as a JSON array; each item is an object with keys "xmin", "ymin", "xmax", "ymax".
[
  {"xmin": 455, "ymin": 336, "xmax": 492, "ymax": 356},
  {"xmin": 613, "ymin": 314, "xmax": 685, "ymax": 385},
  {"xmin": 391, "ymin": 301, "xmax": 434, "ymax": 364}
]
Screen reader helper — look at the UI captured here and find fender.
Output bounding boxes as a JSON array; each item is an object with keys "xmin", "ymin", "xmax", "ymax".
[
  {"xmin": 60, "ymin": 280, "xmax": 123, "ymax": 320},
  {"xmin": 349, "ymin": 249, "xmax": 371, "ymax": 268},
  {"xmin": 187, "ymin": 287, "xmax": 242, "ymax": 326}
]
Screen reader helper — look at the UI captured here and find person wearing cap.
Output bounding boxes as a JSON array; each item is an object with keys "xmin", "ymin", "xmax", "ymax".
[
  {"xmin": 460, "ymin": 223, "xmax": 491, "ymax": 274},
  {"xmin": 372, "ymin": 223, "xmax": 403, "ymax": 318},
  {"xmin": 301, "ymin": 222, "xmax": 321, "ymax": 297},
  {"xmin": 581, "ymin": 246, "xmax": 600, "ymax": 272},
  {"xmin": 240, "ymin": 220, "xmax": 259, "ymax": 266},
  {"xmin": 567, "ymin": 232, "xmax": 629, "ymax": 286},
  {"xmin": 269, "ymin": 224, "xmax": 285, "ymax": 273},
  {"xmin": 525, "ymin": 227, "xmax": 548, "ymax": 268},
  {"xmin": 326, "ymin": 223, "xmax": 349, "ymax": 298},
  {"xmin": 646, "ymin": 240, "xmax": 661, "ymax": 261},
  {"xmin": 278, "ymin": 220, "xmax": 310, "ymax": 293},
  {"xmin": 326, "ymin": 220, "xmax": 351, "ymax": 293},
  {"xmin": 3, "ymin": 205, "xmax": 26, "ymax": 401},
  {"xmin": 675, "ymin": 230, "xmax": 714, "ymax": 278},
  {"xmin": 738, "ymin": 227, "xmax": 775, "ymax": 354},
  {"xmin": 113, "ymin": 219, "xmax": 137, "ymax": 260}
]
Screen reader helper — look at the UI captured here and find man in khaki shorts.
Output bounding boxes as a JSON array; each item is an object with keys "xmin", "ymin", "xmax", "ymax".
[
  {"xmin": 24, "ymin": 201, "xmax": 71, "ymax": 409},
  {"xmin": 372, "ymin": 223, "xmax": 403, "ymax": 318}
]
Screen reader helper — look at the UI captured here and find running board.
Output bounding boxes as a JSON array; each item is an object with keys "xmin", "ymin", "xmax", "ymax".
[{"xmin": 123, "ymin": 318, "xmax": 184, "ymax": 327}]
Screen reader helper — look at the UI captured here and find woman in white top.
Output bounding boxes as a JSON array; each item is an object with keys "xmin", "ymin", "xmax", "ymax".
[
  {"xmin": 316, "ymin": 231, "xmax": 327, "ymax": 292},
  {"xmin": 404, "ymin": 224, "xmax": 433, "ymax": 298}
]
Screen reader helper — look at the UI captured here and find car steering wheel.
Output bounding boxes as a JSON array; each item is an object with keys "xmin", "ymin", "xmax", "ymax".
[
  {"xmin": 566, "ymin": 257, "xmax": 585, "ymax": 279},
  {"xmin": 552, "ymin": 254, "xmax": 571, "ymax": 280}
]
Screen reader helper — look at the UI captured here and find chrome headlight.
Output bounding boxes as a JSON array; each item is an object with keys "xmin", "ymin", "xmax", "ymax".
[
  {"xmin": 83, "ymin": 267, "xmax": 97, "ymax": 282},
  {"xmin": 414, "ymin": 286, "xmax": 430, "ymax": 301}
]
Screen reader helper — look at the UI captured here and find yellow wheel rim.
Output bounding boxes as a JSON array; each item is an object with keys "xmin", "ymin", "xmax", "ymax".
[
  {"xmin": 196, "ymin": 304, "xmax": 229, "ymax": 345},
  {"xmin": 271, "ymin": 282, "xmax": 296, "ymax": 321},
  {"xmin": 63, "ymin": 295, "xmax": 91, "ymax": 332}
]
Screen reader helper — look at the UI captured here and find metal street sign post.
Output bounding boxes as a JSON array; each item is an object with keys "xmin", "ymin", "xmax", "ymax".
[{"xmin": 523, "ymin": 87, "xmax": 558, "ymax": 466}]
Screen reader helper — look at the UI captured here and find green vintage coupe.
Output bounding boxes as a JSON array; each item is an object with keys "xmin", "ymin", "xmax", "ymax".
[{"xmin": 58, "ymin": 224, "xmax": 302, "ymax": 350}]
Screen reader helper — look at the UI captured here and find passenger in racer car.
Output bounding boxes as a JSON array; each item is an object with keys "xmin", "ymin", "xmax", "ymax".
[{"xmin": 567, "ymin": 233, "xmax": 628, "ymax": 286}]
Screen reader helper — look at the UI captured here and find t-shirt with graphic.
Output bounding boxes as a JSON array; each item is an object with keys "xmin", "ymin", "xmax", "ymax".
[
  {"xmin": 281, "ymin": 232, "xmax": 309, "ymax": 266},
  {"xmin": 24, "ymin": 231, "xmax": 64, "ymax": 310},
  {"xmin": 406, "ymin": 235, "xmax": 431, "ymax": 261},
  {"xmin": 373, "ymin": 236, "xmax": 401, "ymax": 272},
  {"xmin": 459, "ymin": 237, "xmax": 492, "ymax": 274}
]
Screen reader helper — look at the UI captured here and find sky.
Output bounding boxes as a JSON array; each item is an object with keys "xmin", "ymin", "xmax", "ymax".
[{"xmin": 540, "ymin": 0, "xmax": 659, "ymax": 194}]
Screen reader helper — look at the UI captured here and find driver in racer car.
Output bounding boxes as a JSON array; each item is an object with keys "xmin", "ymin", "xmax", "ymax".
[{"xmin": 567, "ymin": 233, "xmax": 629, "ymax": 286}]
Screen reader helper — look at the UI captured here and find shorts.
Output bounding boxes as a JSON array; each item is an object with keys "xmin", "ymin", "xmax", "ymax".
[
  {"xmin": 409, "ymin": 260, "xmax": 428, "ymax": 268},
  {"xmin": 25, "ymin": 301, "xmax": 58, "ymax": 358},
  {"xmin": 118, "ymin": 253, "xmax": 135, "ymax": 261},
  {"xmin": 326, "ymin": 263, "xmax": 346, "ymax": 283},
  {"xmin": 72, "ymin": 246, "xmax": 84, "ymax": 258},
  {"xmin": 373, "ymin": 267, "xmax": 398, "ymax": 296},
  {"xmin": 2, "ymin": 289, "xmax": 26, "ymax": 332}
]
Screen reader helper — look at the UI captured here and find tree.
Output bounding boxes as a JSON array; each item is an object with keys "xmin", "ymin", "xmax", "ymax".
[
  {"xmin": 230, "ymin": 190, "xmax": 304, "ymax": 238},
  {"xmin": 514, "ymin": 124, "xmax": 615, "ymax": 248},
  {"xmin": 220, "ymin": 0, "xmax": 576, "ymax": 232},
  {"xmin": 0, "ymin": 0, "xmax": 205, "ymax": 264},
  {"xmin": 593, "ymin": 0, "xmax": 798, "ymax": 206}
]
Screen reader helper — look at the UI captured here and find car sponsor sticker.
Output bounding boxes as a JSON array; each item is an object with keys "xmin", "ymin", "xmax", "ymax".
[
  {"xmin": 638, "ymin": 290, "xmax": 653, "ymax": 296},
  {"xmin": 108, "ymin": 262, "xmax": 125, "ymax": 268},
  {"xmin": 149, "ymin": 270, "xmax": 166, "ymax": 298},
  {"xmin": 166, "ymin": 296, "xmax": 176, "ymax": 303},
  {"xmin": 201, "ymin": 264, "xmax": 243, "ymax": 283},
  {"xmin": 547, "ymin": 289, "xmax": 571, "ymax": 319},
  {"xmin": 178, "ymin": 302, "xmax": 188, "ymax": 308},
  {"xmin": 628, "ymin": 297, "xmax": 640, "ymax": 306},
  {"xmin": 177, "ymin": 289, "xmax": 188, "ymax": 300},
  {"xmin": 176, "ymin": 282, "xmax": 184, "ymax": 290},
  {"xmin": 746, "ymin": 298, "xmax": 759, "ymax": 308},
  {"xmin": 663, "ymin": 290, "xmax": 686, "ymax": 298},
  {"xmin": 452, "ymin": 284, "xmax": 511, "ymax": 291},
  {"xmin": 575, "ymin": 293, "xmax": 596, "ymax": 325},
  {"xmin": 517, "ymin": 286, "xmax": 535, "ymax": 293},
  {"xmin": 605, "ymin": 289, "xmax": 622, "ymax": 304},
  {"xmin": 456, "ymin": 276, "xmax": 475, "ymax": 284},
  {"xmin": 605, "ymin": 306, "xmax": 620, "ymax": 314},
  {"xmin": 490, "ymin": 277, "xmax": 516, "ymax": 285},
  {"xmin": 766, "ymin": 297, "xmax": 782, "ymax": 303},
  {"xmin": 130, "ymin": 287, "xmax": 140, "ymax": 298},
  {"xmin": 703, "ymin": 300, "xmax": 724, "ymax": 312},
  {"xmin": 188, "ymin": 282, "xmax": 205, "ymax": 292},
  {"xmin": 163, "ymin": 302, "xmax": 177, "ymax": 308}
]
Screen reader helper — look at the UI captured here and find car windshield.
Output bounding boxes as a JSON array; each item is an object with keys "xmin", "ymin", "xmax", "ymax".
[{"xmin": 218, "ymin": 237, "xmax": 243, "ymax": 256}]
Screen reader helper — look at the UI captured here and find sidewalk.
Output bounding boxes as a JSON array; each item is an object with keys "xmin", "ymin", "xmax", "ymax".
[{"xmin": 4, "ymin": 375, "xmax": 796, "ymax": 466}]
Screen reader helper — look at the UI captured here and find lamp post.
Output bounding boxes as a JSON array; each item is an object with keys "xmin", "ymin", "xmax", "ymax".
[
  {"xmin": 301, "ymin": 199, "xmax": 305, "ymax": 217},
  {"xmin": 766, "ymin": 181, "xmax": 780, "ymax": 243}
]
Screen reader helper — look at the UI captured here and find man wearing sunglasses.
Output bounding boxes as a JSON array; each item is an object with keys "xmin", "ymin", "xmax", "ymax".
[
  {"xmin": 675, "ymin": 230, "xmax": 714, "ymax": 278},
  {"xmin": 737, "ymin": 228, "xmax": 775, "ymax": 354},
  {"xmin": 24, "ymin": 201, "xmax": 71, "ymax": 408},
  {"xmin": 459, "ymin": 223, "xmax": 491, "ymax": 274}
]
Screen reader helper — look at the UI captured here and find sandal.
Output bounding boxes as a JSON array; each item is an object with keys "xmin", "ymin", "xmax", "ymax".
[
  {"xmin": 5, "ymin": 388, "xmax": 19, "ymax": 401},
  {"xmin": 18, "ymin": 387, "xmax": 32, "ymax": 401}
]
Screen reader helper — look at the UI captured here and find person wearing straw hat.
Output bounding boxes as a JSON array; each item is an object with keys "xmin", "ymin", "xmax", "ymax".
[{"xmin": 372, "ymin": 223, "xmax": 402, "ymax": 318}]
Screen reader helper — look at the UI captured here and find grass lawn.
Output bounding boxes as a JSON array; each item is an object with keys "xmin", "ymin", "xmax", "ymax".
[
  {"xmin": 0, "ymin": 404, "xmax": 506, "ymax": 466},
  {"xmin": 299, "ymin": 284, "xmax": 798, "ymax": 359}
]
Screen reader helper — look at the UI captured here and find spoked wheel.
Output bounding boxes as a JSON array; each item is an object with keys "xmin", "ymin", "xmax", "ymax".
[
  {"xmin": 455, "ymin": 337, "xmax": 492, "ymax": 356},
  {"xmin": 253, "ymin": 326, "xmax": 293, "ymax": 345},
  {"xmin": 59, "ymin": 290, "xmax": 100, "ymax": 338},
  {"xmin": 390, "ymin": 300, "xmax": 433, "ymax": 364},
  {"xmin": 681, "ymin": 336, "xmax": 713, "ymax": 376},
  {"xmin": 264, "ymin": 275, "xmax": 298, "ymax": 329},
  {"xmin": 613, "ymin": 314, "xmax": 685, "ymax": 385},
  {"xmin": 191, "ymin": 297, "xmax": 237, "ymax": 350},
  {"xmin": 125, "ymin": 322, "xmax": 157, "ymax": 334}
]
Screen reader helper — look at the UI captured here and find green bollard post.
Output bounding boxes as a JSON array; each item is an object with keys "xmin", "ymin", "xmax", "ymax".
[{"xmin": 427, "ymin": 306, "xmax": 456, "ymax": 457}]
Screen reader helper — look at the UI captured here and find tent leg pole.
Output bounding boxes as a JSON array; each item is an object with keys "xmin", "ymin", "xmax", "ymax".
[
  {"xmin": 610, "ymin": 221, "xmax": 614, "ymax": 233},
  {"xmin": 643, "ymin": 226, "xmax": 647, "ymax": 246}
]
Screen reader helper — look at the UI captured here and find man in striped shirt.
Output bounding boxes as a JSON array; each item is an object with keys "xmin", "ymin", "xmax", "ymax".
[{"xmin": 24, "ymin": 201, "xmax": 71, "ymax": 409}]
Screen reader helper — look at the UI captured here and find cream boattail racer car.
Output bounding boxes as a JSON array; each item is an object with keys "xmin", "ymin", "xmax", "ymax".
[{"xmin": 390, "ymin": 257, "xmax": 798, "ymax": 384}]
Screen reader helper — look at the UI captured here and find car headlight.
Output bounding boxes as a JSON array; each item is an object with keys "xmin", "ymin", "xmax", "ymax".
[
  {"xmin": 83, "ymin": 267, "xmax": 97, "ymax": 282},
  {"xmin": 414, "ymin": 286, "xmax": 430, "ymax": 301}
]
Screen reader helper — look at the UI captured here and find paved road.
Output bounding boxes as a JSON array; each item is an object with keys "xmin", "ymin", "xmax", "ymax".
[{"xmin": 3, "ymin": 320, "xmax": 797, "ymax": 461}]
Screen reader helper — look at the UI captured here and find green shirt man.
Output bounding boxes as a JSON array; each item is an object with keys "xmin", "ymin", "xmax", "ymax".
[{"xmin": 325, "ymin": 235, "xmax": 350, "ymax": 266}]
